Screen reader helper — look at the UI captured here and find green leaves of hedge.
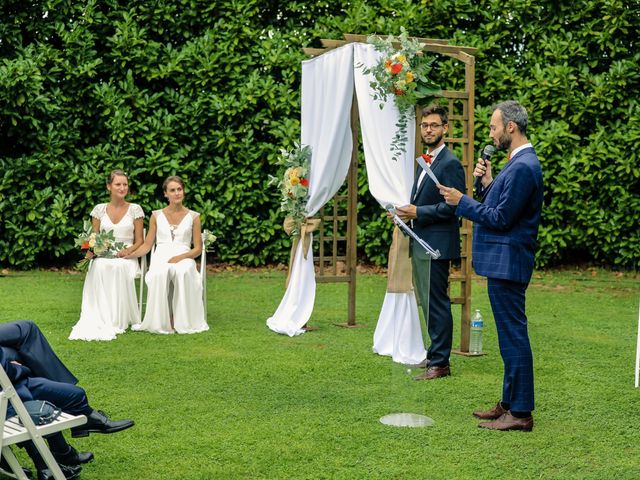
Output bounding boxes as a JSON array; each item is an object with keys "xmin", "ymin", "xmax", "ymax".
[{"xmin": 0, "ymin": 0, "xmax": 638, "ymax": 269}]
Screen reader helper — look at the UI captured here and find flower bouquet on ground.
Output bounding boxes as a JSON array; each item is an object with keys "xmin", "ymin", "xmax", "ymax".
[
  {"xmin": 74, "ymin": 221, "xmax": 125, "ymax": 272},
  {"xmin": 202, "ymin": 230, "xmax": 217, "ymax": 252},
  {"xmin": 361, "ymin": 27, "xmax": 440, "ymax": 161},
  {"xmin": 268, "ymin": 143, "xmax": 311, "ymax": 237}
]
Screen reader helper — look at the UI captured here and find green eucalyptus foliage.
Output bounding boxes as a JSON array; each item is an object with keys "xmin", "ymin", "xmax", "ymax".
[{"xmin": 1, "ymin": 0, "xmax": 638, "ymax": 269}]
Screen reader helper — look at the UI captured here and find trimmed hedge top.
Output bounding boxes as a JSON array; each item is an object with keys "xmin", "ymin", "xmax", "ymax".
[{"xmin": 1, "ymin": 0, "xmax": 638, "ymax": 269}]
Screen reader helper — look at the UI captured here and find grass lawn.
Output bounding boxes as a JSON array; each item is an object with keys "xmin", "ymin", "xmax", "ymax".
[{"xmin": 0, "ymin": 268, "xmax": 639, "ymax": 479}]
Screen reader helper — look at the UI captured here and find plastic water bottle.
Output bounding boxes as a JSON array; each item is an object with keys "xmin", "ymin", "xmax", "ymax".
[{"xmin": 469, "ymin": 309, "xmax": 483, "ymax": 354}]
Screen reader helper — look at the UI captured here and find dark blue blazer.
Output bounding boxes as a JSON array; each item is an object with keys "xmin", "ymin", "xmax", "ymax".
[
  {"xmin": 410, "ymin": 146, "xmax": 466, "ymax": 260},
  {"xmin": 456, "ymin": 147, "xmax": 543, "ymax": 284}
]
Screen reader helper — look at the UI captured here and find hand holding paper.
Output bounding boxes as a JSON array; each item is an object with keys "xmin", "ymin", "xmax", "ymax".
[
  {"xmin": 394, "ymin": 204, "xmax": 416, "ymax": 222},
  {"xmin": 439, "ymin": 185, "xmax": 464, "ymax": 206}
]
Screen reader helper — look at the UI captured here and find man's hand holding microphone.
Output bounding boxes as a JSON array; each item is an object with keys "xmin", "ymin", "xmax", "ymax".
[{"xmin": 474, "ymin": 145, "xmax": 495, "ymax": 192}]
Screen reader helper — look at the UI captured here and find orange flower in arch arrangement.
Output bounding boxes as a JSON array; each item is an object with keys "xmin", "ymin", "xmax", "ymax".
[
  {"xmin": 359, "ymin": 27, "xmax": 440, "ymax": 161},
  {"xmin": 390, "ymin": 63, "xmax": 403, "ymax": 75},
  {"xmin": 268, "ymin": 144, "xmax": 312, "ymax": 237}
]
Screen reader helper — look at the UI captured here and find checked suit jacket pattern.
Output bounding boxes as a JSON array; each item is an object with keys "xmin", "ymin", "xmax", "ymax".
[{"xmin": 457, "ymin": 146, "xmax": 543, "ymax": 284}]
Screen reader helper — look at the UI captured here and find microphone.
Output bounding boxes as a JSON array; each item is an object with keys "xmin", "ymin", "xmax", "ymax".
[{"xmin": 474, "ymin": 145, "xmax": 496, "ymax": 193}]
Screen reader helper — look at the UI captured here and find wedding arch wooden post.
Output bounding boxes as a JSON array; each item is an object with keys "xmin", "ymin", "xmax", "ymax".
[{"xmin": 302, "ymin": 35, "xmax": 478, "ymax": 348}]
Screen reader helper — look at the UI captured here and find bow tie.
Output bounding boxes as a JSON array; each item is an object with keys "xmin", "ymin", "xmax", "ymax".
[{"xmin": 422, "ymin": 153, "xmax": 433, "ymax": 165}]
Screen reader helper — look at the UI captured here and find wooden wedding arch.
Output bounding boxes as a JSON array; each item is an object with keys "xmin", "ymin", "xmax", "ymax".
[{"xmin": 303, "ymin": 34, "xmax": 478, "ymax": 354}]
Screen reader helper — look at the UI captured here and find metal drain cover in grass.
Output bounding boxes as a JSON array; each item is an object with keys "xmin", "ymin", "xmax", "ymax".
[{"xmin": 380, "ymin": 413, "xmax": 434, "ymax": 427}]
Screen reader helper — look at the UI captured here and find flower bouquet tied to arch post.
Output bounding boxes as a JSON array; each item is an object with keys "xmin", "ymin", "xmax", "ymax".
[
  {"xmin": 268, "ymin": 143, "xmax": 312, "ymax": 238},
  {"xmin": 361, "ymin": 27, "xmax": 440, "ymax": 161}
]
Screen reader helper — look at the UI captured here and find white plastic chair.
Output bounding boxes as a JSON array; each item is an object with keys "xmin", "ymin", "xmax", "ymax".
[
  {"xmin": 200, "ymin": 232, "xmax": 208, "ymax": 321},
  {"xmin": 635, "ymin": 302, "xmax": 640, "ymax": 387},
  {"xmin": 137, "ymin": 229, "xmax": 148, "ymax": 321},
  {"xmin": 0, "ymin": 366, "xmax": 87, "ymax": 480}
]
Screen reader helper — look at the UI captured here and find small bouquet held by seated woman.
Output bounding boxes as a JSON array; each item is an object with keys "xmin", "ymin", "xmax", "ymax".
[{"xmin": 75, "ymin": 221, "xmax": 126, "ymax": 271}]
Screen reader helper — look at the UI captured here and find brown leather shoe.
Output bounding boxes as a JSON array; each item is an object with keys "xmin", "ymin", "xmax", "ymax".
[
  {"xmin": 473, "ymin": 402, "xmax": 507, "ymax": 420},
  {"xmin": 478, "ymin": 412, "xmax": 533, "ymax": 432},
  {"xmin": 414, "ymin": 365, "xmax": 450, "ymax": 380},
  {"xmin": 407, "ymin": 358, "xmax": 430, "ymax": 369}
]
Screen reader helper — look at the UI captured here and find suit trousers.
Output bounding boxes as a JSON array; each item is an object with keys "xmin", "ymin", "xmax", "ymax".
[
  {"xmin": 21, "ymin": 377, "xmax": 90, "ymax": 416},
  {"xmin": 0, "ymin": 320, "xmax": 78, "ymax": 384},
  {"xmin": 487, "ymin": 277, "xmax": 534, "ymax": 412},
  {"xmin": 412, "ymin": 253, "xmax": 453, "ymax": 367}
]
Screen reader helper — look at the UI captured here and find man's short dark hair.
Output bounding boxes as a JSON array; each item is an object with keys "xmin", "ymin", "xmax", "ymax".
[
  {"xmin": 421, "ymin": 105, "xmax": 448, "ymax": 125},
  {"xmin": 492, "ymin": 100, "xmax": 528, "ymax": 135}
]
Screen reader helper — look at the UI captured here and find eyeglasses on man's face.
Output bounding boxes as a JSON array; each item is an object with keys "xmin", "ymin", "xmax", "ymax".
[{"xmin": 420, "ymin": 122, "xmax": 444, "ymax": 130}]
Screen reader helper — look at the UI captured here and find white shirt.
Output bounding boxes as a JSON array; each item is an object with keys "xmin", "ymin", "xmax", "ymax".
[{"xmin": 509, "ymin": 142, "xmax": 533, "ymax": 160}]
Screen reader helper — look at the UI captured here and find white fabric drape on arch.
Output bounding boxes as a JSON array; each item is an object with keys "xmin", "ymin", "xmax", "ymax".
[
  {"xmin": 266, "ymin": 44, "xmax": 355, "ymax": 336},
  {"xmin": 353, "ymin": 43, "xmax": 426, "ymax": 365},
  {"xmin": 267, "ymin": 43, "xmax": 427, "ymax": 365}
]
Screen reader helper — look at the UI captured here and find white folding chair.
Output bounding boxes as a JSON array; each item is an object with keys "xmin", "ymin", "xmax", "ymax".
[
  {"xmin": 0, "ymin": 366, "xmax": 87, "ymax": 480},
  {"xmin": 635, "ymin": 301, "xmax": 640, "ymax": 387},
  {"xmin": 137, "ymin": 229, "xmax": 148, "ymax": 321},
  {"xmin": 200, "ymin": 232, "xmax": 208, "ymax": 321}
]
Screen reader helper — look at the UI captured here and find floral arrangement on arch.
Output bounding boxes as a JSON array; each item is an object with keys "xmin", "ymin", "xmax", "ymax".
[
  {"xmin": 268, "ymin": 143, "xmax": 311, "ymax": 237},
  {"xmin": 74, "ymin": 221, "xmax": 125, "ymax": 271},
  {"xmin": 361, "ymin": 27, "xmax": 440, "ymax": 161}
]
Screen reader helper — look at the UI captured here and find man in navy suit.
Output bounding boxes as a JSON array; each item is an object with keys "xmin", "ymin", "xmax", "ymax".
[
  {"xmin": 1, "ymin": 320, "xmax": 135, "ymax": 479},
  {"xmin": 0, "ymin": 320, "xmax": 78, "ymax": 384},
  {"xmin": 395, "ymin": 105, "xmax": 466, "ymax": 380},
  {"xmin": 440, "ymin": 100, "xmax": 543, "ymax": 431}
]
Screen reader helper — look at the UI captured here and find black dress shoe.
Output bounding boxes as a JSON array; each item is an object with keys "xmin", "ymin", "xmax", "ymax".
[
  {"xmin": 37, "ymin": 463, "xmax": 82, "ymax": 480},
  {"xmin": 0, "ymin": 456, "xmax": 33, "ymax": 478},
  {"xmin": 53, "ymin": 445, "xmax": 94, "ymax": 465},
  {"xmin": 71, "ymin": 409, "xmax": 134, "ymax": 438}
]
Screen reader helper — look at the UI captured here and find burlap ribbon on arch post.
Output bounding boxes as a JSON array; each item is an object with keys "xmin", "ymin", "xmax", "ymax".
[
  {"xmin": 283, "ymin": 217, "xmax": 321, "ymax": 287},
  {"xmin": 386, "ymin": 226, "xmax": 413, "ymax": 293}
]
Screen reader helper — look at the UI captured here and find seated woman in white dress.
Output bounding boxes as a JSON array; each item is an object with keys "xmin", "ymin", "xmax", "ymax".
[
  {"xmin": 128, "ymin": 176, "xmax": 208, "ymax": 334},
  {"xmin": 69, "ymin": 169, "xmax": 145, "ymax": 341}
]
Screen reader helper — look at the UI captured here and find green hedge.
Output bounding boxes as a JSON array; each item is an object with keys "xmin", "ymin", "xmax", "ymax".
[{"xmin": 1, "ymin": 0, "xmax": 638, "ymax": 269}]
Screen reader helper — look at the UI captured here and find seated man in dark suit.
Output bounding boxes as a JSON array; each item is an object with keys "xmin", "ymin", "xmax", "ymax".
[{"xmin": 1, "ymin": 320, "xmax": 135, "ymax": 480}]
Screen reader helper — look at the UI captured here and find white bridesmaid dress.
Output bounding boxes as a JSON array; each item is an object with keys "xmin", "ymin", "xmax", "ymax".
[
  {"xmin": 133, "ymin": 209, "xmax": 208, "ymax": 334},
  {"xmin": 69, "ymin": 203, "xmax": 144, "ymax": 341}
]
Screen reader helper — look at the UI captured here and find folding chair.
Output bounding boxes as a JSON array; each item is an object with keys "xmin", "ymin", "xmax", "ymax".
[
  {"xmin": 635, "ymin": 302, "xmax": 640, "ymax": 388},
  {"xmin": 200, "ymin": 232, "xmax": 208, "ymax": 320},
  {"xmin": 137, "ymin": 229, "xmax": 148, "ymax": 321},
  {"xmin": 0, "ymin": 366, "xmax": 87, "ymax": 480}
]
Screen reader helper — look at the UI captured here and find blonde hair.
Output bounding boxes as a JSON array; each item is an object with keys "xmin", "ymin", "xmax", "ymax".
[{"xmin": 107, "ymin": 169, "xmax": 128, "ymax": 185}]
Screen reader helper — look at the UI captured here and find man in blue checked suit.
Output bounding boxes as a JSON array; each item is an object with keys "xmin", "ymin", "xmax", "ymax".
[{"xmin": 439, "ymin": 101, "xmax": 543, "ymax": 431}]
